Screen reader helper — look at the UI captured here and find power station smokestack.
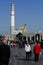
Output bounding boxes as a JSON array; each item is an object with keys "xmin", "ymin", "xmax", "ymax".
[{"xmin": 11, "ymin": 3, "xmax": 15, "ymax": 34}]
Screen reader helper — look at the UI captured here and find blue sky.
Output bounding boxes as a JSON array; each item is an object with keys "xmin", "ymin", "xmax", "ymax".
[{"xmin": 0, "ymin": 0, "xmax": 43, "ymax": 34}]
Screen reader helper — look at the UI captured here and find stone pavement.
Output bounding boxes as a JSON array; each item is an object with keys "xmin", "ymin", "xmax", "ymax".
[{"xmin": 9, "ymin": 44, "xmax": 43, "ymax": 65}]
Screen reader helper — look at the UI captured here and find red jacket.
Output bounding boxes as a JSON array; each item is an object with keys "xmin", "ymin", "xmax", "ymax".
[{"xmin": 33, "ymin": 43, "xmax": 41, "ymax": 54}]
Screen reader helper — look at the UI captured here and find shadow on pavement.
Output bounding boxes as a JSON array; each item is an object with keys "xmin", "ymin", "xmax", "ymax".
[{"xmin": 16, "ymin": 57, "xmax": 35, "ymax": 61}]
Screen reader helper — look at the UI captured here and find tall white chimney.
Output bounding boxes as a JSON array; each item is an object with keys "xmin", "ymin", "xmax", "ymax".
[{"xmin": 11, "ymin": 3, "xmax": 15, "ymax": 34}]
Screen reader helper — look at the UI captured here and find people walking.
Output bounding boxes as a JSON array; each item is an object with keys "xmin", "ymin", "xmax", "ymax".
[
  {"xmin": 0, "ymin": 39, "xmax": 10, "ymax": 65},
  {"xmin": 25, "ymin": 41, "xmax": 31, "ymax": 60},
  {"xmin": 33, "ymin": 41, "xmax": 41, "ymax": 61}
]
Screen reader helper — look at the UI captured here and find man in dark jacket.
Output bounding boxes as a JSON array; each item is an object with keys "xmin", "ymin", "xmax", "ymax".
[
  {"xmin": 0, "ymin": 39, "xmax": 10, "ymax": 65},
  {"xmin": 33, "ymin": 41, "xmax": 41, "ymax": 61}
]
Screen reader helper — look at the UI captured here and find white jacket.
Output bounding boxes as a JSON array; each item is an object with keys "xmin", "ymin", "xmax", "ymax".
[{"xmin": 25, "ymin": 44, "xmax": 31, "ymax": 52}]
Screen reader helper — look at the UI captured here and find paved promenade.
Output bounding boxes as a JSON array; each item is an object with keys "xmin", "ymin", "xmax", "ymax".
[{"xmin": 9, "ymin": 44, "xmax": 43, "ymax": 65}]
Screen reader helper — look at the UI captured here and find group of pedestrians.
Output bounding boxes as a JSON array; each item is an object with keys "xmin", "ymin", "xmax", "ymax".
[
  {"xmin": 25, "ymin": 41, "xmax": 41, "ymax": 61},
  {"xmin": 0, "ymin": 38, "xmax": 41, "ymax": 65}
]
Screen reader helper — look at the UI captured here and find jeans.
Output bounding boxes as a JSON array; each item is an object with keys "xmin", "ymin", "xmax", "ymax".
[
  {"xmin": 34, "ymin": 54, "xmax": 39, "ymax": 61},
  {"xmin": 26, "ymin": 52, "xmax": 30, "ymax": 60}
]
